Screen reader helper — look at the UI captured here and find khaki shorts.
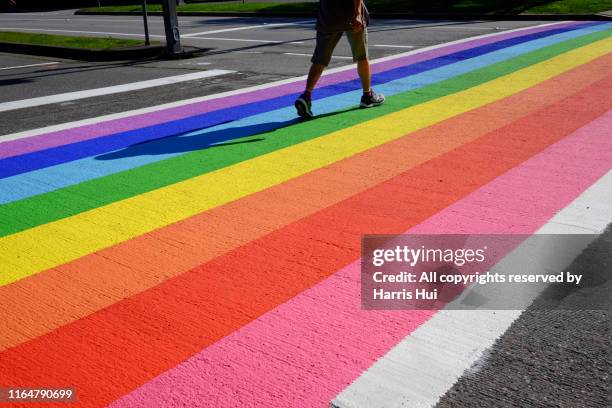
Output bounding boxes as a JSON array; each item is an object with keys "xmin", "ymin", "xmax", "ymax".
[{"xmin": 311, "ymin": 28, "xmax": 368, "ymax": 66}]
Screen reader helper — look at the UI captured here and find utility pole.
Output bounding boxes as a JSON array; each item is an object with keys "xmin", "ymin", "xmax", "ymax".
[
  {"xmin": 160, "ymin": 0, "xmax": 182, "ymax": 56},
  {"xmin": 141, "ymin": 0, "xmax": 150, "ymax": 46}
]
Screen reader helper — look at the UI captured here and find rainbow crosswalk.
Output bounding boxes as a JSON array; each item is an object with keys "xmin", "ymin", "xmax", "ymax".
[{"xmin": 0, "ymin": 21, "xmax": 611, "ymax": 408}]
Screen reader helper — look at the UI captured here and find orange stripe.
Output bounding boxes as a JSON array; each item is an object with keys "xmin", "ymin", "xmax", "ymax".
[{"xmin": 0, "ymin": 54, "xmax": 610, "ymax": 352}]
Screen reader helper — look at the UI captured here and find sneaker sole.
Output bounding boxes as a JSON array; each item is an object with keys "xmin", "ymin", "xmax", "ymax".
[
  {"xmin": 360, "ymin": 100, "xmax": 385, "ymax": 108},
  {"xmin": 295, "ymin": 98, "xmax": 313, "ymax": 118}
]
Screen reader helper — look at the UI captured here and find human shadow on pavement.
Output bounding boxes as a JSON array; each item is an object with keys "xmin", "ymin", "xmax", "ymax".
[{"xmin": 95, "ymin": 106, "xmax": 357, "ymax": 161}]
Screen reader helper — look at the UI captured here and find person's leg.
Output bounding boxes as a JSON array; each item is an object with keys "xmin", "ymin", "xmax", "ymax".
[
  {"xmin": 347, "ymin": 28, "xmax": 370, "ymax": 92},
  {"xmin": 347, "ymin": 28, "xmax": 385, "ymax": 108},
  {"xmin": 295, "ymin": 31, "xmax": 342, "ymax": 118},
  {"xmin": 304, "ymin": 62, "xmax": 326, "ymax": 98},
  {"xmin": 356, "ymin": 59, "xmax": 371, "ymax": 93}
]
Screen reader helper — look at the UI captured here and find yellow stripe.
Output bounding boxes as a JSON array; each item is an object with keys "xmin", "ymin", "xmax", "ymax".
[{"xmin": 1, "ymin": 38, "xmax": 610, "ymax": 285}]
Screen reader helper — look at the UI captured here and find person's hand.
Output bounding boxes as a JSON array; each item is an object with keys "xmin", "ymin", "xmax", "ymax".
[{"xmin": 352, "ymin": 12, "xmax": 363, "ymax": 32}]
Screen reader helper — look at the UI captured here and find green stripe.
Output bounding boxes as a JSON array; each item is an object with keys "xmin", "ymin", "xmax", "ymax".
[{"xmin": 1, "ymin": 31, "xmax": 608, "ymax": 238}]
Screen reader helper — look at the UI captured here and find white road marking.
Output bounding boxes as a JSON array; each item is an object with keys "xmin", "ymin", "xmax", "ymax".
[
  {"xmin": 371, "ymin": 24, "xmax": 503, "ymax": 32},
  {"xmin": 331, "ymin": 170, "xmax": 612, "ymax": 408},
  {"xmin": 180, "ymin": 62, "xmax": 212, "ymax": 66},
  {"xmin": 182, "ymin": 21, "xmax": 312, "ymax": 37},
  {"xmin": 0, "ymin": 62, "xmax": 59, "ymax": 71},
  {"xmin": 373, "ymin": 44, "xmax": 418, "ymax": 48},
  {"xmin": 284, "ymin": 52, "xmax": 352, "ymax": 59},
  {"xmin": 0, "ymin": 21, "xmax": 569, "ymax": 142},
  {"xmin": 0, "ymin": 70, "xmax": 233, "ymax": 113},
  {"xmin": 187, "ymin": 36, "xmax": 303, "ymax": 44}
]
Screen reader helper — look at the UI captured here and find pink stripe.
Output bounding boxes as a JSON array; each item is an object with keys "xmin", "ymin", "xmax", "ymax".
[
  {"xmin": 108, "ymin": 110, "xmax": 611, "ymax": 407},
  {"xmin": 0, "ymin": 22, "xmax": 580, "ymax": 159}
]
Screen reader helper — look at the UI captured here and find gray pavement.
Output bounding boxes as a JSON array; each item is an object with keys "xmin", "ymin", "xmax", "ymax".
[
  {"xmin": 437, "ymin": 227, "xmax": 612, "ymax": 408},
  {"xmin": 0, "ymin": 10, "xmax": 546, "ymax": 135}
]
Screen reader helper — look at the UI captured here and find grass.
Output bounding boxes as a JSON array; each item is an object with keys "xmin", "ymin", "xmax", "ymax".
[
  {"xmin": 527, "ymin": 0, "xmax": 612, "ymax": 13},
  {"xmin": 79, "ymin": 0, "xmax": 612, "ymax": 15},
  {"xmin": 0, "ymin": 31, "xmax": 148, "ymax": 49}
]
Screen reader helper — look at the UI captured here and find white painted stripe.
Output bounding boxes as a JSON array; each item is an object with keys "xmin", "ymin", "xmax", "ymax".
[
  {"xmin": 0, "ymin": 70, "xmax": 233, "ymax": 113},
  {"xmin": 0, "ymin": 27, "xmax": 165, "ymax": 38},
  {"xmin": 186, "ymin": 36, "xmax": 303, "ymax": 44},
  {"xmin": 331, "ymin": 171, "xmax": 612, "ymax": 408},
  {"xmin": 373, "ymin": 44, "xmax": 418, "ymax": 49},
  {"xmin": 284, "ymin": 52, "xmax": 352, "ymax": 59},
  {"xmin": 182, "ymin": 21, "xmax": 312, "ymax": 37},
  {"xmin": 0, "ymin": 62, "xmax": 59, "ymax": 71},
  {"xmin": 371, "ymin": 24, "xmax": 502, "ymax": 32},
  {"xmin": 71, "ymin": 18, "xmax": 163, "ymax": 23},
  {"xmin": 0, "ymin": 21, "xmax": 569, "ymax": 142}
]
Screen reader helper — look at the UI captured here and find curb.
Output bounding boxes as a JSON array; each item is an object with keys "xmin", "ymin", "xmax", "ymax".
[
  {"xmin": 74, "ymin": 10, "xmax": 612, "ymax": 21},
  {"xmin": 0, "ymin": 41, "xmax": 165, "ymax": 61}
]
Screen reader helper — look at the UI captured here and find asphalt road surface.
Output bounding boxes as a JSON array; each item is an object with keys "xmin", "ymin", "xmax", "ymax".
[{"xmin": 437, "ymin": 227, "xmax": 612, "ymax": 408}]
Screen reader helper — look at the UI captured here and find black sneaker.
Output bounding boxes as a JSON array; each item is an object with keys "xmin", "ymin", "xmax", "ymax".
[
  {"xmin": 360, "ymin": 90, "xmax": 385, "ymax": 108},
  {"xmin": 295, "ymin": 94, "xmax": 313, "ymax": 118}
]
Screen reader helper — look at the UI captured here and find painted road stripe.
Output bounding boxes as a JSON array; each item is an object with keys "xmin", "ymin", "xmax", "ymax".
[
  {"xmin": 1, "ymin": 55, "xmax": 606, "ymax": 351},
  {"xmin": 0, "ymin": 20, "xmax": 579, "ymax": 145},
  {"xmin": 284, "ymin": 52, "xmax": 353, "ymax": 59},
  {"xmin": 110, "ymin": 125, "xmax": 612, "ymax": 408},
  {"xmin": 0, "ymin": 27, "xmax": 605, "ymax": 203},
  {"xmin": 186, "ymin": 36, "xmax": 304, "ymax": 44},
  {"xmin": 0, "ymin": 37, "xmax": 609, "ymax": 282},
  {"xmin": 0, "ymin": 70, "xmax": 233, "ymax": 113},
  {"xmin": 331, "ymin": 171, "xmax": 612, "ymax": 408},
  {"xmin": 4, "ymin": 104, "xmax": 609, "ymax": 408},
  {"xmin": 373, "ymin": 44, "xmax": 418, "ymax": 48},
  {"xmin": 372, "ymin": 24, "xmax": 502, "ymax": 32},
  {"xmin": 0, "ymin": 62, "xmax": 59, "ymax": 71},
  {"xmin": 182, "ymin": 21, "xmax": 312, "ymax": 37}
]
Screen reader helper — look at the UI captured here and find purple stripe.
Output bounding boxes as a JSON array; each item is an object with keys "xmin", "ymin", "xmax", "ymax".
[{"xmin": 0, "ymin": 21, "xmax": 582, "ymax": 159}]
